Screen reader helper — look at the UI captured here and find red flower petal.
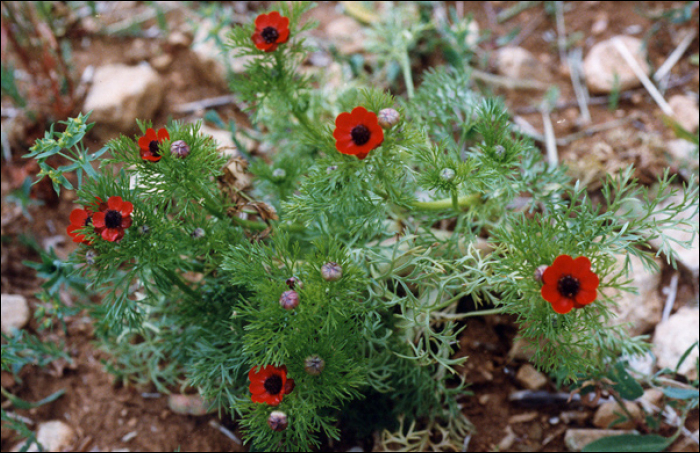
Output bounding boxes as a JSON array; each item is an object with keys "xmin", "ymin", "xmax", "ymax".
[
  {"xmin": 156, "ymin": 128, "xmax": 170, "ymax": 142},
  {"xmin": 541, "ymin": 283, "xmax": 561, "ymax": 304},
  {"xmin": 277, "ymin": 27, "xmax": 290, "ymax": 44},
  {"xmin": 138, "ymin": 136, "xmax": 150, "ymax": 151},
  {"xmin": 92, "ymin": 212, "xmax": 106, "ymax": 228},
  {"xmin": 119, "ymin": 200, "xmax": 133, "ymax": 217},
  {"xmin": 541, "ymin": 265, "xmax": 561, "ymax": 286},
  {"xmin": 254, "ymin": 12, "xmax": 272, "ymax": 28},
  {"xmin": 102, "ymin": 227, "xmax": 121, "ymax": 242},
  {"xmin": 550, "ymin": 297, "xmax": 574, "ymax": 314},
  {"xmin": 552, "ymin": 254, "xmax": 574, "ymax": 274},
  {"xmin": 251, "ymin": 393, "xmax": 273, "ymax": 404},
  {"xmin": 284, "ymin": 378, "xmax": 295, "ymax": 394},
  {"xmin": 121, "ymin": 216, "xmax": 132, "ymax": 229},
  {"xmin": 579, "ymin": 271, "xmax": 600, "ymax": 290},
  {"xmin": 574, "ymin": 288, "xmax": 597, "ymax": 306},
  {"xmin": 269, "ymin": 394, "xmax": 283, "ymax": 406},
  {"xmin": 66, "ymin": 225, "xmax": 85, "ymax": 243},
  {"xmin": 571, "ymin": 256, "xmax": 591, "ymax": 274},
  {"xmin": 140, "ymin": 148, "xmax": 161, "ymax": 162},
  {"xmin": 249, "ymin": 381, "xmax": 266, "ymax": 394},
  {"xmin": 69, "ymin": 208, "xmax": 89, "ymax": 226},
  {"xmin": 334, "ymin": 112, "xmax": 353, "ymax": 133},
  {"xmin": 108, "ymin": 196, "xmax": 123, "ymax": 211}
]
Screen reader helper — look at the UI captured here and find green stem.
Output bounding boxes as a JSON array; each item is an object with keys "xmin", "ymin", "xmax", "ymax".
[
  {"xmin": 449, "ymin": 307, "xmax": 506, "ymax": 319},
  {"xmin": 292, "ymin": 109, "xmax": 315, "ymax": 136},
  {"xmin": 451, "ymin": 190, "xmax": 459, "ymax": 211},
  {"xmin": 400, "ymin": 46, "xmax": 415, "ymax": 99},
  {"xmin": 161, "ymin": 267, "xmax": 199, "ymax": 300},
  {"xmin": 432, "ymin": 307, "xmax": 505, "ymax": 320},
  {"xmin": 411, "ymin": 193, "xmax": 481, "ymax": 212}
]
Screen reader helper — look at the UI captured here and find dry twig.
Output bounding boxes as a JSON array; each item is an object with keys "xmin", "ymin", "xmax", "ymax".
[
  {"xmin": 654, "ymin": 29, "xmax": 697, "ymax": 82},
  {"xmin": 612, "ymin": 37, "xmax": 674, "ymax": 116}
]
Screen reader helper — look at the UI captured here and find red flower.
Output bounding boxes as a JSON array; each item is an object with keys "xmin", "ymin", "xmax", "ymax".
[
  {"xmin": 91, "ymin": 196, "xmax": 133, "ymax": 242},
  {"xmin": 541, "ymin": 255, "xmax": 600, "ymax": 314},
  {"xmin": 333, "ymin": 106, "xmax": 384, "ymax": 160},
  {"xmin": 138, "ymin": 128, "xmax": 170, "ymax": 162},
  {"xmin": 66, "ymin": 198, "xmax": 108, "ymax": 245},
  {"xmin": 67, "ymin": 208, "xmax": 94, "ymax": 244},
  {"xmin": 249, "ymin": 365, "xmax": 295, "ymax": 406},
  {"xmin": 251, "ymin": 11, "xmax": 290, "ymax": 52}
]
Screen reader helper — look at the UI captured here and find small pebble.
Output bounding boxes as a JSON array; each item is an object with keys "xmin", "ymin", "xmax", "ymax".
[{"xmin": 121, "ymin": 431, "xmax": 137, "ymax": 442}]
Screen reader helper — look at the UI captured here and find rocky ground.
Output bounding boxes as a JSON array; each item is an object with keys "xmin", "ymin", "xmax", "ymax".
[{"xmin": 1, "ymin": 1, "xmax": 699, "ymax": 452}]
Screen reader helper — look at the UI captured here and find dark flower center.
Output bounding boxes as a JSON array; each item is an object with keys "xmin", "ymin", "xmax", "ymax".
[
  {"xmin": 351, "ymin": 124, "xmax": 370, "ymax": 146},
  {"xmin": 149, "ymin": 140, "xmax": 160, "ymax": 156},
  {"xmin": 105, "ymin": 210, "xmax": 123, "ymax": 229},
  {"xmin": 264, "ymin": 374, "xmax": 283, "ymax": 395},
  {"xmin": 84, "ymin": 214, "xmax": 92, "ymax": 227},
  {"xmin": 261, "ymin": 26, "xmax": 279, "ymax": 43},
  {"xmin": 557, "ymin": 275, "xmax": 580, "ymax": 299}
]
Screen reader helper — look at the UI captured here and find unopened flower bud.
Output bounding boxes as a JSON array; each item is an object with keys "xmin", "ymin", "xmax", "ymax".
[
  {"xmin": 191, "ymin": 227, "xmax": 205, "ymax": 239},
  {"xmin": 440, "ymin": 168, "xmax": 456, "ymax": 181},
  {"xmin": 85, "ymin": 250, "xmax": 97, "ymax": 265},
  {"xmin": 138, "ymin": 225, "xmax": 150, "ymax": 235},
  {"xmin": 272, "ymin": 168, "xmax": 286, "ymax": 179},
  {"xmin": 267, "ymin": 411, "xmax": 288, "ymax": 431},
  {"xmin": 494, "ymin": 145, "xmax": 506, "ymax": 158},
  {"xmin": 171, "ymin": 140, "xmax": 190, "ymax": 159},
  {"xmin": 377, "ymin": 108, "xmax": 400, "ymax": 129},
  {"xmin": 286, "ymin": 276, "xmax": 303, "ymax": 290},
  {"xmin": 534, "ymin": 265, "xmax": 548, "ymax": 283},
  {"xmin": 304, "ymin": 355, "xmax": 325, "ymax": 376},
  {"xmin": 279, "ymin": 290, "xmax": 299, "ymax": 310},
  {"xmin": 326, "ymin": 165, "xmax": 338, "ymax": 174},
  {"xmin": 321, "ymin": 262, "xmax": 342, "ymax": 281}
]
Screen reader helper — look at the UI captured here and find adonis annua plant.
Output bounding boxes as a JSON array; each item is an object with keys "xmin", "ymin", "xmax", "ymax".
[{"xmin": 25, "ymin": 3, "xmax": 699, "ymax": 452}]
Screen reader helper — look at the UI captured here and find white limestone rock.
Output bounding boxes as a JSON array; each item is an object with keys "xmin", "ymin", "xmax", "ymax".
[
  {"xmin": 652, "ymin": 306, "xmax": 699, "ymax": 380},
  {"xmin": 496, "ymin": 46, "xmax": 550, "ymax": 82},
  {"xmin": 668, "ymin": 94, "xmax": 699, "ymax": 133},
  {"xmin": 649, "ymin": 194, "xmax": 699, "ymax": 278},
  {"xmin": 593, "ymin": 401, "xmax": 641, "ymax": 429},
  {"xmin": 564, "ymin": 429, "xmax": 638, "ymax": 451},
  {"xmin": 191, "ymin": 19, "xmax": 253, "ymax": 88},
  {"xmin": 515, "ymin": 364, "xmax": 548, "ymax": 390},
  {"xmin": 583, "ymin": 36, "xmax": 651, "ymax": 93},
  {"xmin": 1, "ymin": 294, "xmax": 30, "ymax": 335},
  {"xmin": 604, "ymin": 253, "xmax": 663, "ymax": 336},
  {"xmin": 12, "ymin": 421, "xmax": 75, "ymax": 452},
  {"xmin": 83, "ymin": 64, "xmax": 164, "ymax": 138}
]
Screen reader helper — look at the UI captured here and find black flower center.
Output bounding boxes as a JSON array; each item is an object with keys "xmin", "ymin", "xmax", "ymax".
[
  {"xmin": 261, "ymin": 26, "xmax": 279, "ymax": 43},
  {"xmin": 149, "ymin": 140, "xmax": 160, "ymax": 156},
  {"xmin": 264, "ymin": 374, "xmax": 283, "ymax": 395},
  {"xmin": 84, "ymin": 214, "xmax": 92, "ymax": 227},
  {"xmin": 557, "ymin": 275, "xmax": 580, "ymax": 299},
  {"xmin": 351, "ymin": 124, "xmax": 370, "ymax": 146},
  {"xmin": 105, "ymin": 210, "xmax": 123, "ymax": 229}
]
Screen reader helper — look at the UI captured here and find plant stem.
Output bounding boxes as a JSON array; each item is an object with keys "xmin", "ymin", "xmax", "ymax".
[
  {"xmin": 451, "ymin": 189, "xmax": 459, "ymax": 211},
  {"xmin": 400, "ymin": 46, "xmax": 415, "ymax": 99},
  {"xmin": 441, "ymin": 307, "xmax": 506, "ymax": 319},
  {"xmin": 411, "ymin": 193, "xmax": 481, "ymax": 212},
  {"xmin": 161, "ymin": 267, "xmax": 199, "ymax": 300}
]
